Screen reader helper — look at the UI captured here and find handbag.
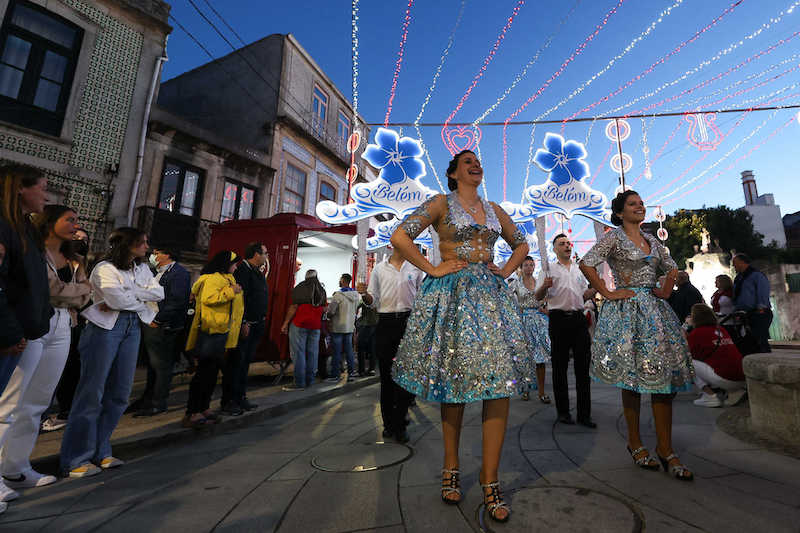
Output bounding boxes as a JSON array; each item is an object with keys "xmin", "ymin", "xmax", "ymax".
[{"xmin": 192, "ymin": 279, "xmax": 234, "ymax": 360}]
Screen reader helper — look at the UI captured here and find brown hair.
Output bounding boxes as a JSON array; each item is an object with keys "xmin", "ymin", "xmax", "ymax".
[
  {"xmin": 446, "ymin": 150, "xmax": 474, "ymax": 191},
  {"xmin": 105, "ymin": 227, "xmax": 147, "ymax": 270},
  {"xmin": 715, "ymin": 274, "xmax": 733, "ymax": 291},
  {"xmin": 610, "ymin": 190, "xmax": 640, "ymax": 226},
  {"xmin": 32, "ymin": 204, "xmax": 79, "ymax": 261},
  {"xmin": 0, "ymin": 163, "xmax": 46, "ymax": 250},
  {"xmin": 690, "ymin": 303, "xmax": 718, "ymax": 327}
]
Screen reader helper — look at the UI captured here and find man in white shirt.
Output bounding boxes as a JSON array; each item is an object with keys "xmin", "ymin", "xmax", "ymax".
[
  {"xmin": 364, "ymin": 250, "xmax": 425, "ymax": 443},
  {"xmin": 536, "ymin": 234, "xmax": 596, "ymax": 428}
]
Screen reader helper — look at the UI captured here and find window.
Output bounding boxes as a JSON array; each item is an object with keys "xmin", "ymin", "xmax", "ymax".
[
  {"xmin": 337, "ymin": 111, "xmax": 350, "ymax": 143},
  {"xmin": 312, "ymin": 85, "xmax": 327, "ymax": 134},
  {"xmin": 787, "ymin": 273, "xmax": 800, "ymax": 293},
  {"xmin": 158, "ymin": 161, "xmax": 203, "ymax": 217},
  {"xmin": 0, "ymin": 1, "xmax": 82, "ymax": 135},
  {"xmin": 283, "ymin": 163, "xmax": 306, "ymax": 214},
  {"xmin": 220, "ymin": 180, "xmax": 256, "ymax": 222},
  {"xmin": 319, "ymin": 181, "xmax": 336, "ymax": 202}
]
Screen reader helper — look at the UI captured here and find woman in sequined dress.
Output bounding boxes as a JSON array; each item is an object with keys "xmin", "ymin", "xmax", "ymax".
[
  {"xmin": 390, "ymin": 150, "xmax": 532, "ymax": 523},
  {"xmin": 508, "ymin": 256, "xmax": 551, "ymax": 403},
  {"xmin": 579, "ymin": 190, "xmax": 695, "ymax": 481}
]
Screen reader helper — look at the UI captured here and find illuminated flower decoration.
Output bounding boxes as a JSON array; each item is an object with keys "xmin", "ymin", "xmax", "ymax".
[
  {"xmin": 362, "ymin": 127, "xmax": 426, "ymax": 185},
  {"xmin": 533, "ymin": 132, "xmax": 590, "ymax": 186}
]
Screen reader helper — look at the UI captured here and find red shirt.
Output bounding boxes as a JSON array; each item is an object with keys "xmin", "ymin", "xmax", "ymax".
[
  {"xmin": 688, "ymin": 325, "xmax": 745, "ymax": 381},
  {"xmin": 293, "ymin": 303, "xmax": 324, "ymax": 329}
]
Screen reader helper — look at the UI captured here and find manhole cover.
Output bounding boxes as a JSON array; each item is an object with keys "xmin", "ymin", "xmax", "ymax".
[
  {"xmin": 476, "ymin": 486, "xmax": 642, "ymax": 533},
  {"xmin": 311, "ymin": 442, "xmax": 412, "ymax": 472}
]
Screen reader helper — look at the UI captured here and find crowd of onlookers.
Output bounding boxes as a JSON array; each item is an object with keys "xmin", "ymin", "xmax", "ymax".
[{"xmin": 0, "ymin": 163, "xmax": 273, "ymax": 514}]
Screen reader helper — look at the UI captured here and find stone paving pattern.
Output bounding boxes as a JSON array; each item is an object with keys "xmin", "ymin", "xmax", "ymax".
[{"xmin": 4, "ymin": 364, "xmax": 800, "ymax": 532}]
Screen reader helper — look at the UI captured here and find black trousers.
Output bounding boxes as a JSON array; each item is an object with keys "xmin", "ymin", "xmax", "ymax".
[
  {"xmin": 357, "ymin": 323, "xmax": 377, "ymax": 374},
  {"xmin": 749, "ymin": 310, "xmax": 773, "ymax": 354},
  {"xmin": 222, "ymin": 320, "xmax": 265, "ymax": 405},
  {"xmin": 377, "ymin": 313, "xmax": 414, "ymax": 433},
  {"xmin": 55, "ymin": 324, "xmax": 83, "ymax": 417},
  {"xmin": 548, "ymin": 310, "xmax": 592, "ymax": 420},
  {"xmin": 140, "ymin": 326, "xmax": 181, "ymax": 410},
  {"xmin": 186, "ymin": 356, "xmax": 222, "ymax": 415}
]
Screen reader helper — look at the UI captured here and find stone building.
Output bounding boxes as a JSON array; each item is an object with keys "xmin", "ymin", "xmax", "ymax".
[
  {"xmin": 138, "ymin": 33, "xmax": 372, "ymax": 259},
  {"xmin": 740, "ymin": 170, "xmax": 786, "ymax": 248},
  {"xmin": 0, "ymin": 0, "xmax": 171, "ymax": 247}
]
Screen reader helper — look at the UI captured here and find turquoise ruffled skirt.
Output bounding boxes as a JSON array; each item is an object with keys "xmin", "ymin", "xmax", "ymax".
[
  {"xmin": 392, "ymin": 263, "xmax": 536, "ymax": 403},
  {"xmin": 591, "ymin": 287, "xmax": 694, "ymax": 394}
]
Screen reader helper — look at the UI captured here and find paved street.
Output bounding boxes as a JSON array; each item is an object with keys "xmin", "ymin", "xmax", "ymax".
[{"xmin": 3, "ymin": 370, "xmax": 800, "ymax": 532}]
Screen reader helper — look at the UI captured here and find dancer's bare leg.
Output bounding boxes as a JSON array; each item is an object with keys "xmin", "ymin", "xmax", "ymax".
[
  {"xmin": 622, "ymin": 389, "xmax": 650, "ymax": 462},
  {"xmin": 536, "ymin": 364, "xmax": 547, "ymax": 399},
  {"xmin": 479, "ymin": 398, "xmax": 510, "ymax": 520},
  {"xmin": 441, "ymin": 403, "xmax": 465, "ymax": 503},
  {"xmin": 652, "ymin": 393, "xmax": 690, "ymax": 476}
]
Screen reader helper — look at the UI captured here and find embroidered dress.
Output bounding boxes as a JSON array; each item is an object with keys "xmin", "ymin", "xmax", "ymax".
[
  {"xmin": 580, "ymin": 227, "xmax": 694, "ymax": 394},
  {"xmin": 392, "ymin": 193, "xmax": 534, "ymax": 403},
  {"xmin": 508, "ymin": 278, "xmax": 550, "ymax": 367}
]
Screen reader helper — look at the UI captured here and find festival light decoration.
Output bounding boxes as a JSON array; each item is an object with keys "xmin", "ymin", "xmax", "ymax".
[
  {"xmin": 521, "ymin": 124, "xmax": 537, "ymax": 202},
  {"xmin": 605, "ymin": 119, "xmax": 632, "ymax": 183},
  {"xmin": 351, "ymin": 0, "xmax": 360, "ymax": 123},
  {"xmin": 640, "ymin": 117, "xmax": 653, "ymax": 180},
  {"xmin": 501, "ymin": 0, "xmax": 627, "ymax": 198},
  {"xmin": 599, "ymin": 0, "xmax": 800, "ymax": 119},
  {"xmin": 652, "ymin": 206, "xmax": 668, "ymax": 241},
  {"xmin": 472, "ymin": 0, "xmax": 582, "ymax": 126},
  {"xmin": 355, "ymin": 217, "xmax": 433, "ymax": 251},
  {"xmin": 384, "ymin": 0, "xmax": 415, "ymax": 127},
  {"xmin": 441, "ymin": 125, "xmax": 482, "ymax": 156},
  {"xmin": 412, "ymin": 0, "xmax": 465, "ymax": 193},
  {"xmin": 610, "ymin": 153, "xmax": 633, "ymax": 173},
  {"xmin": 564, "ymin": 0, "xmax": 746, "ymax": 124},
  {"xmin": 685, "ymin": 112, "xmax": 723, "ymax": 151}
]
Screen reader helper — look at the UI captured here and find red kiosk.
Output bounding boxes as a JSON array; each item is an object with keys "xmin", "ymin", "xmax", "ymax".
[{"xmin": 207, "ymin": 213, "xmax": 358, "ymax": 372}]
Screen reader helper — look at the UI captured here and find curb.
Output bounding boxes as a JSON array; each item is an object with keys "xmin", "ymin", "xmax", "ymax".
[{"xmin": 33, "ymin": 376, "xmax": 380, "ymax": 475}]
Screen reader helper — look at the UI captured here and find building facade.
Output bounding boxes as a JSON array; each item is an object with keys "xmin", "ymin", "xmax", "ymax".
[
  {"xmin": 153, "ymin": 33, "xmax": 372, "ymax": 236},
  {"xmin": 740, "ymin": 170, "xmax": 787, "ymax": 248},
  {"xmin": 0, "ymin": 0, "xmax": 171, "ymax": 247}
]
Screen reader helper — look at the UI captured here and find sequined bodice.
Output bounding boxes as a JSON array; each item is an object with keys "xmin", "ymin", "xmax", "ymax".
[
  {"xmin": 581, "ymin": 227, "xmax": 677, "ymax": 288},
  {"xmin": 400, "ymin": 193, "xmax": 524, "ymax": 264},
  {"xmin": 509, "ymin": 278, "xmax": 542, "ymax": 309}
]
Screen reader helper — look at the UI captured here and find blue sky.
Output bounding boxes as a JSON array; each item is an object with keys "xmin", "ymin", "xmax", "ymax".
[{"xmin": 162, "ymin": 0, "xmax": 800, "ymax": 248}]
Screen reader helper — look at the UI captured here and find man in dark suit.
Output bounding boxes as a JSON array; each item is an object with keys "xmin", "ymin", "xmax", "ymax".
[
  {"xmin": 668, "ymin": 271, "xmax": 705, "ymax": 325},
  {"xmin": 133, "ymin": 247, "xmax": 190, "ymax": 417},
  {"xmin": 221, "ymin": 242, "xmax": 269, "ymax": 415}
]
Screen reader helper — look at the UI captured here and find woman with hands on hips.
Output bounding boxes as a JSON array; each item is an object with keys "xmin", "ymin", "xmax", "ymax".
[
  {"xmin": 579, "ymin": 190, "xmax": 695, "ymax": 481},
  {"xmin": 389, "ymin": 150, "xmax": 534, "ymax": 524}
]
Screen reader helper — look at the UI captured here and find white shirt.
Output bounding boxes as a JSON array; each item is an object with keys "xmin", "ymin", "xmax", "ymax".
[
  {"xmin": 154, "ymin": 261, "xmax": 175, "ymax": 283},
  {"xmin": 367, "ymin": 258, "xmax": 425, "ymax": 313},
  {"xmin": 717, "ymin": 294, "xmax": 735, "ymax": 316},
  {"xmin": 537, "ymin": 260, "xmax": 588, "ymax": 311},
  {"xmin": 82, "ymin": 261, "xmax": 164, "ymax": 329}
]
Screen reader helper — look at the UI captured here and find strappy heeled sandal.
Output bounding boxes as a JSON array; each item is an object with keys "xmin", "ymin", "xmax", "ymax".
[
  {"xmin": 441, "ymin": 469, "xmax": 461, "ymax": 504},
  {"xmin": 627, "ymin": 446, "xmax": 660, "ymax": 471},
  {"xmin": 521, "ymin": 392, "xmax": 530, "ymax": 401},
  {"xmin": 481, "ymin": 481, "xmax": 510, "ymax": 523},
  {"xmin": 657, "ymin": 453, "xmax": 694, "ymax": 481}
]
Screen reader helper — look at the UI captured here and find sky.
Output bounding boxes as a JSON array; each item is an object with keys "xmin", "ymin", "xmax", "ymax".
[{"xmin": 162, "ymin": 0, "xmax": 800, "ymax": 251}]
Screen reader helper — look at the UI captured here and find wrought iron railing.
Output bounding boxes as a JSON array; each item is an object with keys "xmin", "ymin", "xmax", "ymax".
[{"xmin": 136, "ymin": 206, "xmax": 215, "ymax": 254}]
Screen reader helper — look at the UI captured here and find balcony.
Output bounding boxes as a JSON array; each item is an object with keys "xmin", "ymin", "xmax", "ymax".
[{"xmin": 136, "ymin": 206, "xmax": 214, "ymax": 256}]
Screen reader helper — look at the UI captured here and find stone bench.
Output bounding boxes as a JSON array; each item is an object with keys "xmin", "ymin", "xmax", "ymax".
[{"xmin": 743, "ymin": 352, "xmax": 800, "ymax": 445}]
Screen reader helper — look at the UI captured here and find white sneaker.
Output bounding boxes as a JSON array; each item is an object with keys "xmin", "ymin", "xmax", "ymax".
[
  {"xmin": 0, "ymin": 480, "xmax": 19, "ymax": 502},
  {"xmin": 693, "ymin": 392, "xmax": 722, "ymax": 408},
  {"xmin": 724, "ymin": 388, "xmax": 747, "ymax": 406},
  {"xmin": 3, "ymin": 469, "xmax": 57, "ymax": 489},
  {"xmin": 41, "ymin": 416, "xmax": 68, "ymax": 432},
  {"xmin": 0, "ymin": 501, "xmax": 6, "ymax": 513}
]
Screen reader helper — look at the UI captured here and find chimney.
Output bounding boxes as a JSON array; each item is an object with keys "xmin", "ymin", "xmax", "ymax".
[{"xmin": 741, "ymin": 170, "xmax": 757, "ymax": 206}]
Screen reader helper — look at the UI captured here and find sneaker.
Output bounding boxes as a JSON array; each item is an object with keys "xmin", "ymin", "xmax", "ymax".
[
  {"xmin": 41, "ymin": 416, "xmax": 68, "ymax": 432},
  {"xmin": 220, "ymin": 402, "xmax": 244, "ymax": 416},
  {"xmin": 367, "ymin": 370, "xmax": 376, "ymax": 376},
  {"xmin": 282, "ymin": 384, "xmax": 305, "ymax": 392},
  {"xmin": 724, "ymin": 388, "xmax": 747, "ymax": 406},
  {"xmin": 0, "ymin": 480, "xmax": 19, "ymax": 502},
  {"xmin": 68, "ymin": 463, "xmax": 102, "ymax": 478},
  {"xmin": 3, "ymin": 469, "xmax": 57, "ymax": 489},
  {"xmin": 693, "ymin": 392, "xmax": 722, "ymax": 408},
  {"xmin": 240, "ymin": 398, "xmax": 258, "ymax": 411},
  {"xmin": 324, "ymin": 377, "xmax": 341, "ymax": 383},
  {"xmin": 0, "ymin": 501, "xmax": 6, "ymax": 514},
  {"xmin": 100, "ymin": 457, "xmax": 124, "ymax": 469},
  {"xmin": 132, "ymin": 407, "xmax": 167, "ymax": 418},
  {"xmin": 347, "ymin": 373, "xmax": 356, "ymax": 382}
]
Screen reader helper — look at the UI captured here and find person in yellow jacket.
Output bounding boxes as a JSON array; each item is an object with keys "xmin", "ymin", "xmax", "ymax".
[{"xmin": 183, "ymin": 250, "xmax": 244, "ymax": 428}]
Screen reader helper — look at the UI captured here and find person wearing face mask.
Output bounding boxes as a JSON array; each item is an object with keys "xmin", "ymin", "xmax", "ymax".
[
  {"xmin": 129, "ymin": 247, "xmax": 190, "ymax": 417},
  {"xmin": 0, "ymin": 163, "xmax": 51, "ymax": 506},
  {"xmin": 0, "ymin": 205, "xmax": 90, "ymax": 492}
]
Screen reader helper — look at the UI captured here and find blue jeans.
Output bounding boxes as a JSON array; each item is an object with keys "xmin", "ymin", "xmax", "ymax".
[
  {"xmin": 60, "ymin": 312, "xmax": 141, "ymax": 471},
  {"xmin": 0, "ymin": 353, "xmax": 21, "ymax": 397},
  {"xmin": 330, "ymin": 332, "xmax": 354, "ymax": 377},
  {"xmin": 289, "ymin": 324, "xmax": 319, "ymax": 388}
]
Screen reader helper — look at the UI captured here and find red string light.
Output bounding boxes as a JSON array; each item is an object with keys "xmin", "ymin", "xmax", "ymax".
[
  {"xmin": 384, "ymin": 0, "xmax": 416, "ymax": 127},
  {"xmin": 501, "ymin": 0, "xmax": 627, "ymax": 199},
  {"xmin": 563, "ymin": 0, "xmax": 746, "ymax": 124},
  {"xmin": 589, "ymin": 145, "xmax": 614, "ymax": 186}
]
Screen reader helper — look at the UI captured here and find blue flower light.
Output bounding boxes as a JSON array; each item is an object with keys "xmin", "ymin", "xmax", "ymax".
[
  {"xmin": 362, "ymin": 127, "xmax": 426, "ymax": 185},
  {"xmin": 533, "ymin": 132, "xmax": 590, "ymax": 186}
]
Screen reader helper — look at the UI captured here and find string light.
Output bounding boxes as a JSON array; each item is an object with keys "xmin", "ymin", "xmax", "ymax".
[
  {"xmin": 598, "ymin": 1, "xmax": 800, "ymax": 119},
  {"xmin": 564, "ymin": 0, "xmax": 747, "ymax": 124},
  {"xmin": 384, "ymin": 0, "xmax": 416, "ymax": 127},
  {"xmin": 351, "ymin": 0, "xmax": 360, "ymax": 126},
  {"xmin": 472, "ymin": 0, "xmax": 582, "ymax": 126},
  {"xmin": 640, "ymin": 117, "xmax": 653, "ymax": 180},
  {"xmin": 521, "ymin": 123, "xmax": 537, "ymax": 202},
  {"xmin": 663, "ymin": 114, "xmax": 795, "ymax": 206},
  {"xmin": 528, "ymin": 0, "xmax": 685, "ymax": 127},
  {"xmin": 501, "ymin": 0, "xmax": 627, "ymax": 198},
  {"xmin": 442, "ymin": 0, "xmax": 525, "ymax": 129}
]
